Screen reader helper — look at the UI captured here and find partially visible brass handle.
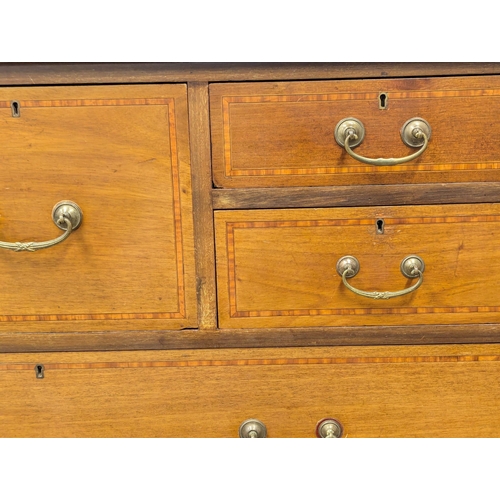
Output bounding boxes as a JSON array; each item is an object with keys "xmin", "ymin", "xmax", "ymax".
[
  {"xmin": 239, "ymin": 419, "xmax": 267, "ymax": 438},
  {"xmin": 334, "ymin": 117, "xmax": 431, "ymax": 166},
  {"xmin": 316, "ymin": 418, "xmax": 344, "ymax": 438},
  {"xmin": 336, "ymin": 255, "xmax": 425, "ymax": 300},
  {"xmin": 0, "ymin": 201, "xmax": 83, "ymax": 252}
]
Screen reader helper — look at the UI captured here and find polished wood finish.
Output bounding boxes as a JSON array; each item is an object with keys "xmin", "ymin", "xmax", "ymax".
[
  {"xmin": 2, "ymin": 63, "xmax": 500, "ymax": 85},
  {"xmin": 2, "ymin": 324, "xmax": 500, "ymax": 353},
  {"xmin": 211, "ymin": 76, "xmax": 500, "ymax": 187},
  {"xmin": 188, "ymin": 82, "xmax": 217, "ymax": 329},
  {"xmin": 212, "ymin": 182, "xmax": 500, "ymax": 210},
  {"xmin": 0, "ymin": 85, "xmax": 197, "ymax": 332},
  {"xmin": 216, "ymin": 204, "xmax": 500, "ymax": 328},
  {"xmin": 1, "ymin": 344, "xmax": 499, "ymax": 437},
  {"xmin": 1, "ymin": 63, "xmax": 499, "ymax": 438}
]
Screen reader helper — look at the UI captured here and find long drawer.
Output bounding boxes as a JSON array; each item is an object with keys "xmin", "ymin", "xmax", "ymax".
[
  {"xmin": 215, "ymin": 204, "xmax": 500, "ymax": 329},
  {"xmin": 210, "ymin": 76, "xmax": 500, "ymax": 187},
  {"xmin": 0, "ymin": 85, "xmax": 197, "ymax": 333},
  {"xmin": 1, "ymin": 344, "xmax": 499, "ymax": 437}
]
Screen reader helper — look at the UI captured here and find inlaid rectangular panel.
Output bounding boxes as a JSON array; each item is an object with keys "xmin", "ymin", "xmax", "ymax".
[
  {"xmin": 210, "ymin": 76, "xmax": 500, "ymax": 187},
  {"xmin": 1, "ymin": 344, "xmax": 499, "ymax": 437},
  {"xmin": 0, "ymin": 85, "xmax": 197, "ymax": 332},
  {"xmin": 215, "ymin": 204, "xmax": 500, "ymax": 329}
]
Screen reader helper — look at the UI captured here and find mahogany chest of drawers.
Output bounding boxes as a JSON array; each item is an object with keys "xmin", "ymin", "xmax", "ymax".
[{"xmin": 1, "ymin": 63, "xmax": 500, "ymax": 437}]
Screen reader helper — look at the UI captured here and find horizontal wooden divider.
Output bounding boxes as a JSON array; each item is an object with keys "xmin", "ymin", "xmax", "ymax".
[
  {"xmin": 212, "ymin": 182, "xmax": 500, "ymax": 209},
  {"xmin": 2, "ymin": 324, "xmax": 500, "ymax": 352}
]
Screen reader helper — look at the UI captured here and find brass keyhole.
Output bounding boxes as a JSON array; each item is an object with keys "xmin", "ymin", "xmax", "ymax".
[
  {"xmin": 35, "ymin": 364, "xmax": 44, "ymax": 379},
  {"xmin": 11, "ymin": 101, "xmax": 20, "ymax": 117},
  {"xmin": 379, "ymin": 93, "xmax": 388, "ymax": 109}
]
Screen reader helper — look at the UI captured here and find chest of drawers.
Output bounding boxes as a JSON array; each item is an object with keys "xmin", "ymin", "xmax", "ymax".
[{"xmin": 1, "ymin": 62, "xmax": 500, "ymax": 437}]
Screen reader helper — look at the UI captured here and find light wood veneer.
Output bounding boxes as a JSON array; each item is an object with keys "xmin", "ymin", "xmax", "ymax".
[
  {"xmin": 211, "ymin": 76, "xmax": 500, "ymax": 187},
  {"xmin": 1, "ymin": 344, "xmax": 499, "ymax": 437},
  {"xmin": 0, "ymin": 85, "xmax": 197, "ymax": 333},
  {"xmin": 0, "ymin": 64, "xmax": 499, "ymax": 437},
  {"xmin": 215, "ymin": 204, "xmax": 500, "ymax": 329}
]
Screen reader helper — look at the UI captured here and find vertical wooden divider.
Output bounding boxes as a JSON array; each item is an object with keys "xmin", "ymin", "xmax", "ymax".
[{"xmin": 188, "ymin": 82, "xmax": 218, "ymax": 329}]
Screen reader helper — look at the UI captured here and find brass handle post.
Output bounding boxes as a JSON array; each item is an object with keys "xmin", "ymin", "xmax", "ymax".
[{"xmin": 0, "ymin": 201, "xmax": 83, "ymax": 252}]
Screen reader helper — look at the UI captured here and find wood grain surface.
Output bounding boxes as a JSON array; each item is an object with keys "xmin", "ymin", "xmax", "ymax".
[
  {"xmin": 3, "ymin": 64, "xmax": 500, "ymax": 439},
  {"xmin": 1, "ymin": 344, "xmax": 499, "ymax": 437},
  {"xmin": 212, "ymin": 182, "xmax": 500, "ymax": 210},
  {"xmin": 1, "ymin": 63, "xmax": 500, "ymax": 85},
  {"xmin": 4, "ymin": 324, "xmax": 500, "ymax": 352},
  {"xmin": 0, "ymin": 85, "xmax": 197, "ymax": 332},
  {"xmin": 211, "ymin": 76, "xmax": 500, "ymax": 187},
  {"xmin": 188, "ymin": 83, "xmax": 217, "ymax": 329},
  {"xmin": 215, "ymin": 204, "xmax": 500, "ymax": 328}
]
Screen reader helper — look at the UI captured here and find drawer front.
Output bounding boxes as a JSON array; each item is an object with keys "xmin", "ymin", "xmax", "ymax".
[
  {"xmin": 1, "ymin": 344, "xmax": 499, "ymax": 437},
  {"xmin": 215, "ymin": 204, "xmax": 500, "ymax": 329},
  {"xmin": 0, "ymin": 85, "xmax": 197, "ymax": 332},
  {"xmin": 211, "ymin": 76, "xmax": 500, "ymax": 187}
]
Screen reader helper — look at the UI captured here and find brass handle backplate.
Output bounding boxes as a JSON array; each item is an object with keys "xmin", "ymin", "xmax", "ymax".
[
  {"xmin": 336, "ymin": 255, "xmax": 425, "ymax": 300},
  {"xmin": 334, "ymin": 117, "xmax": 431, "ymax": 166},
  {"xmin": 0, "ymin": 200, "xmax": 83, "ymax": 252}
]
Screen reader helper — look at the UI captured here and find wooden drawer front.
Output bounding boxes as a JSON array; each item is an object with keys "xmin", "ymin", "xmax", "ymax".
[
  {"xmin": 0, "ymin": 85, "xmax": 196, "ymax": 332},
  {"xmin": 215, "ymin": 204, "xmax": 500, "ymax": 329},
  {"xmin": 210, "ymin": 76, "xmax": 500, "ymax": 188},
  {"xmin": 1, "ymin": 345, "xmax": 499, "ymax": 437}
]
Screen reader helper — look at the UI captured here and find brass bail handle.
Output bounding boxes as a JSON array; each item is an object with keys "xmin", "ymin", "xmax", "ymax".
[
  {"xmin": 334, "ymin": 117, "xmax": 431, "ymax": 166},
  {"xmin": 0, "ymin": 201, "xmax": 83, "ymax": 252},
  {"xmin": 336, "ymin": 255, "xmax": 425, "ymax": 300}
]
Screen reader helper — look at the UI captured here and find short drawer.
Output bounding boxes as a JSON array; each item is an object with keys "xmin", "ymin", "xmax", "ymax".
[
  {"xmin": 210, "ymin": 76, "xmax": 500, "ymax": 187},
  {"xmin": 0, "ymin": 85, "xmax": 197, "ymax": 333},
  {"xmin": 215, "ymin": 204, "xmax": 500, "ymax": 329},
  {"xmin": 1, "ymin": 344, "xmax": 499, "ymax": 437}
]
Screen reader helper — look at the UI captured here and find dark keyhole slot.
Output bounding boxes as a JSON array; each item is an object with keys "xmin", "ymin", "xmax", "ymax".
[
  {"xmin": 376, "ymin": 219, "xmax": 385, "ymax": 234},
  {"xmin": 379, "ymin": 93, "xmax": 387, "ymax": 109},
  {"xmin": 11, "ymin": 101, "xmax": 20, "ymax": 117},
  {"xmin": 35, "ymin": 364, "xmax": 44, "ymax": 379}
]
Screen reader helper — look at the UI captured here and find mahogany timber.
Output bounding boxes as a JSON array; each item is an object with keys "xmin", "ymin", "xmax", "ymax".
[
  {"xmin": 212, "ymin": 182, "xmax": 500, "ymax": 210},
  {"xmin": 210, "ymin": 76, "xmax": 500, "ymax": 188},
  {"xmin": 1, "ymin": 63, "xmax": 500, "ymax": 440},
  {"xmin": 215, "ymin": 204, "xmax": 500, "ymax": 329},
  {"xmin": 188, "ymin": 82, "xmax": 217, "ymax": 329},
  {"xmin": 1, "ymin": 344, "xmax": 499, "ymax": 437},
  {"xmin": 2, "ymin": 325, "xmax": 500, "ymax": 353},
  {"xmin": 1, "ymin": 63, "xmax": 500, "ymax": 85},
  {"xmin": 0, "ymin": 84, "xmax": 197, "ymax": 333}
]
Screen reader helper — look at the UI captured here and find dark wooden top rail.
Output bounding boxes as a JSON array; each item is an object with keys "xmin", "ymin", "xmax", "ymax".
[{"xmin": 1, "ymin": 63, "xmax": 500, "ymax": 85}]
